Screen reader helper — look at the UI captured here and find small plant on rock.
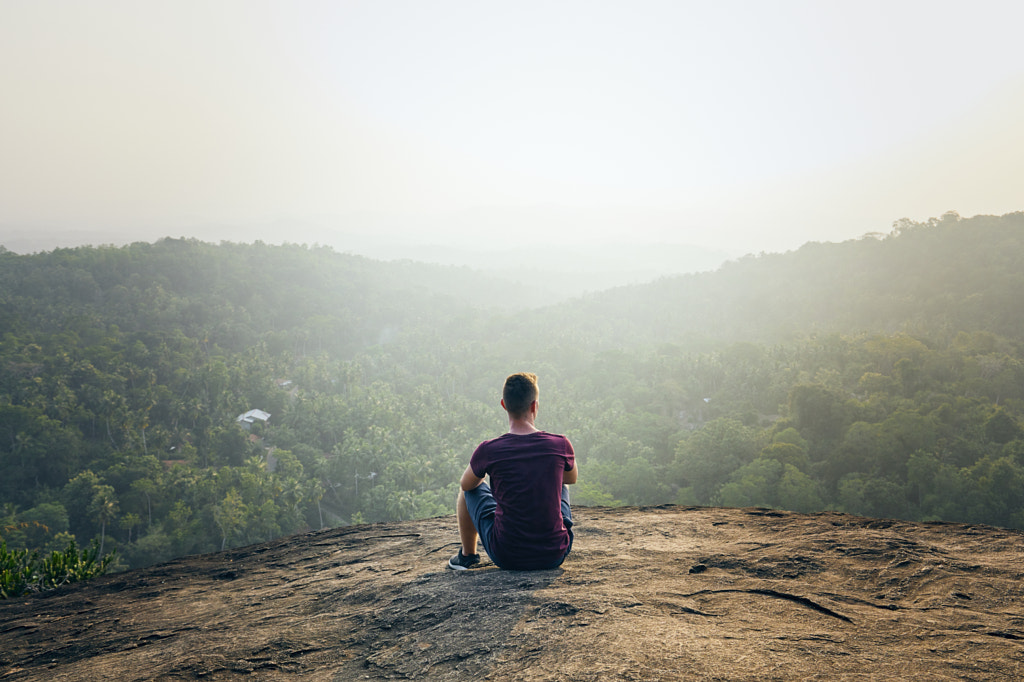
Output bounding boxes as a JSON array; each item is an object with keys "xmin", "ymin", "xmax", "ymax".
[{"xmin": 0, "ymin": 539, "xmax": 115, "ymax": 599}]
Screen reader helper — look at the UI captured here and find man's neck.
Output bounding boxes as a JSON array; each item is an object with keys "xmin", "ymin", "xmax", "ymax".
[{"xmin": 507, "ymin": 418, "xmax": 539, "ymax": 435}]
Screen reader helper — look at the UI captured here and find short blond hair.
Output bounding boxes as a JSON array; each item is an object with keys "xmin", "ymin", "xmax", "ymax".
[{"xmin": 503, "ymin": 372, "xmax": 539, "ymax": 418}]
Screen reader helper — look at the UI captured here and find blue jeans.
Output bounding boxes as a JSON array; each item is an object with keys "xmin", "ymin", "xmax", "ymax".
[{"xmin": 463, "ymin": 482, "xmax": 573, "ymax": 569}]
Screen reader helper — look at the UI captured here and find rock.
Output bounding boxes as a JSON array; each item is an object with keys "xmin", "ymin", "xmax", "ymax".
[{"xmin": 2, "ymin": 505, "xmax": 1023, "ymax": 680}]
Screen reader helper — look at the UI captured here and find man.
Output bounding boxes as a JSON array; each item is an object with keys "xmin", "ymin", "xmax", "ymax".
[{"xmin": 448, "ymin": 372, "xmax": 577, "ymax": 571}]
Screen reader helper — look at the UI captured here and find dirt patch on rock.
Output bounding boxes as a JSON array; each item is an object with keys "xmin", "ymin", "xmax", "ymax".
[{"xmin": 2, "ymin": 506, "xmax": 1023, "ymax": 680}]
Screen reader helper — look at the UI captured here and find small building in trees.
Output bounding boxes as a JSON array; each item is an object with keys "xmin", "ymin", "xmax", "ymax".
[{"xmin": 236, "ymin": 409, "xmax": 271, "ymax": 430}]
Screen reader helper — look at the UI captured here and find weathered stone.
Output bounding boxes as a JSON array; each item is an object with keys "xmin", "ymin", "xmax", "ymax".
[{"xmin": 2, "ymin": 506, "xmax": 1022, "ymax": 680}]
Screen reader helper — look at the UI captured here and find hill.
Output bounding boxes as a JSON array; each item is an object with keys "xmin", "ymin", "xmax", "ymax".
[
  {"xmin": 528, "ymin": 211, "xmax": 1024, "ymax": 350},
  {"xmin": 0, "ymin": 238, "xmax": 531, "ymax": 351},
  {"xmin": 2, "ymin": 506, "xmax": 1023, "ymax": 681},
  {"xmin": 2, "ymin": 213, "xmax": 1024, "ymax": 575}
]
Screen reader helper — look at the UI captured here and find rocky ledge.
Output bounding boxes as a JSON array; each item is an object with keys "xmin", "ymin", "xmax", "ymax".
[{"xmin": 2, "ymin": 505, "xmax": 1023, "ymax": 680}]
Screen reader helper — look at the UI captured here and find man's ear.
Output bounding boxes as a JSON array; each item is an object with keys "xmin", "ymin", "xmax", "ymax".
[{"xmin": 500, "ymin": 399, "xmax": 507, "ymax": 411}]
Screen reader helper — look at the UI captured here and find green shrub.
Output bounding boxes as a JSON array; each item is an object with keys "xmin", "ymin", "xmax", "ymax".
[{"xmin": 0, "ymin": 539, "xmax": 115, "ymax": 599}]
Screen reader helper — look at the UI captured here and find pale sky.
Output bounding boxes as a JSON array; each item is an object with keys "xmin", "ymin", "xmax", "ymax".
[{"xmin": 1, "ymin": 1, "xmax": 1022, "ymax": 257}]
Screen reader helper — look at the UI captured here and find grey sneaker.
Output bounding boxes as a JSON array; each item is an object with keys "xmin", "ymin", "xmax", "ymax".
[{"xmin": 447, "ymin": 549, "xmax": 481, "ymax": 570}]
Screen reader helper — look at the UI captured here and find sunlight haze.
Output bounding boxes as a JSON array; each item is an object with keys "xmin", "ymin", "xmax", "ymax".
[{"xmin": 1, "ymin": 0, "xmax": 1021, "ymax": 261}]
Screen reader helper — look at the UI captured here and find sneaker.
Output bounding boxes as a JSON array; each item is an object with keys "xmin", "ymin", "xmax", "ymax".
[{"xmin": 447, "ymin": 549, "xmax": 481, "ymax": 570}]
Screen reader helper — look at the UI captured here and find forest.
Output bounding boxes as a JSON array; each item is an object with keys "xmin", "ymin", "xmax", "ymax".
[{"xmin": 2, "ymin": 210, "xmax": 1023, "ymax": 571}]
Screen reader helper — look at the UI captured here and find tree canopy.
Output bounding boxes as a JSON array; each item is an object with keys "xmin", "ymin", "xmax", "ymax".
[{"xmin": 3, "ymin": 212, "xmax": 1024, "ymax": 570}]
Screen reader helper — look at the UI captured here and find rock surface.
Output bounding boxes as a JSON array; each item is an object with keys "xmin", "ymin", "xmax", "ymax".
[{"xmin": 2, "ymin": 505, "xmax": 1024, "ymax": 681}]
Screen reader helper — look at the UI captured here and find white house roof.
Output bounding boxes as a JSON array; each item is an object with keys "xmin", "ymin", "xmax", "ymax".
[{"xmin": 236, "ymin": 409, "xmax": 271, "ymax": 424}]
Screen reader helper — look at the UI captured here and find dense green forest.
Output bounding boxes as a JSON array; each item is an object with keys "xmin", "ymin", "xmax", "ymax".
[{"xmin": 2, "ymin": 211, "xmax": 1024, "ymax": 571}]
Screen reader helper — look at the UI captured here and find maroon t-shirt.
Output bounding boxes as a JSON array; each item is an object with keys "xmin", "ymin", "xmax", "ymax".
[{"xmin": 470, "ymin": 431, "xmax": 575, "ymax": 570}]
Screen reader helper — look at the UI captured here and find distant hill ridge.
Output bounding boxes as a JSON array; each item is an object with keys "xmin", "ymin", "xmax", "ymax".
[
  {"xmin": 0, "ymin": 238, "xmax": 520, "ymax": 352},
  {"xmin": 2, "ymin": 212, "xmax": 1022, "ymax": 352},
  {"xmin": 533, "ymin": 211, "xmax": 1024, "ymax": 349}
]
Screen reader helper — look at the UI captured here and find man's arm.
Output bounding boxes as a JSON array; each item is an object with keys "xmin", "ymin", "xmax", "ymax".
[
  {"xmin": 564, "ymin": 461, "xmax": 578, "ymax": 485},
  {"xmin": 460, "ymin": 464, "xmax": 485, "ymax": 491}
]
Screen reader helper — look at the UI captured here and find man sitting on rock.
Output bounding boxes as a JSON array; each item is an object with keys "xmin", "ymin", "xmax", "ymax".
[{"xmin": 448, "ymin": 372, "xmax": 578, "ymax": 571}]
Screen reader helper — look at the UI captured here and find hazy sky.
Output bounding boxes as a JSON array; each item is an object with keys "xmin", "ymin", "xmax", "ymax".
[{"xmin": 1, "ymin": 1, "xmax": 1022, "ymax": 256}]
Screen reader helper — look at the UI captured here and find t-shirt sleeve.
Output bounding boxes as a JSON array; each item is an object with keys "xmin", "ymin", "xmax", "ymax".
[
  {"xmin": 564, "ymin": 437, "xmax": 575, "ymax": 470},
  {"xmin": 469, "ymin": 441, "xmax": 489, "ymax": 478}
]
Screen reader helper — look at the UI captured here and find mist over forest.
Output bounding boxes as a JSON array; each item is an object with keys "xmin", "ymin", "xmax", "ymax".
[{"xmin": 2, "ymin": 211, "xmax": 1024, "ymax": 572}]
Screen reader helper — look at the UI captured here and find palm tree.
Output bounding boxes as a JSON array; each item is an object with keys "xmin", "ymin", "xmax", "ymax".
[
  {"xmin": 88, "ymin": 485, "xmax": 120, "ymax": 555},
  {"xmin": 213, "ymin": 489, "xmax": 247, "ymax": 551},
  {"xmin": 120, "ymin": 512, "xmax": 141, "ymax": 543},
  {"xmin": 307, "ymin": 479, "xmax": 326, "ymax": 529}
]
